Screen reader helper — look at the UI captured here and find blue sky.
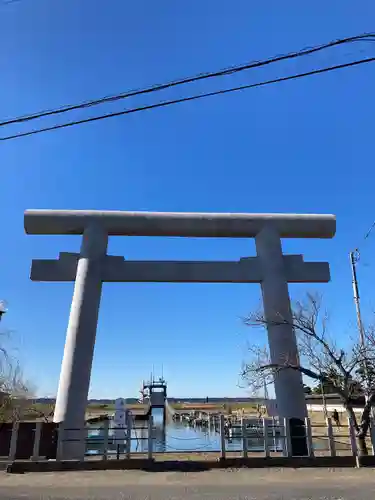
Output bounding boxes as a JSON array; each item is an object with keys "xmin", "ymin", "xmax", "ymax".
[{"xmin": 1, "ymin": 0, "xmax": 375, "ymax": 399}]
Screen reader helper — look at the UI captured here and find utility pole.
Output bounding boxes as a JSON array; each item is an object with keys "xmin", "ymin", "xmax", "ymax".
[
  {"xmin": 350, "ymin": 251, "xmax": 366, "ymax": 347},
  {"xmin": 349, "ymin": 251, "xmax": 369, "ymax": 395}
]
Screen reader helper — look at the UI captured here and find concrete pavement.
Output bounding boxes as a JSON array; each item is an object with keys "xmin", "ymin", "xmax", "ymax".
[{"xmin": 1, "ymin": 468, "xmax": 375, "ymax": 499}]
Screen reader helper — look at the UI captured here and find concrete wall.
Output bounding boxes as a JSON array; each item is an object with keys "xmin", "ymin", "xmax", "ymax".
[{"xmin": 307, "ymin": 404, "xmax": 363, "ymax": 414}]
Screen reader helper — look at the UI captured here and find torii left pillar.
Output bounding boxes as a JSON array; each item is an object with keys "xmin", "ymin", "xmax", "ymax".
[{"xmin": 53, "ymin": 223, "xmax": 108, "ymax": 460}]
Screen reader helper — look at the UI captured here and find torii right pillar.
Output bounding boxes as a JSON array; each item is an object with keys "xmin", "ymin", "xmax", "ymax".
[{"xmin": 256, "ymin": 224, "xmax": 307, "ymax": 456}]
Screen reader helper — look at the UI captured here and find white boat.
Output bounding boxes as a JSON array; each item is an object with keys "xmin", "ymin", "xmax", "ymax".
[{"xmin": 228, "ymin": 419, "xmax": 282, "ymax": 438}]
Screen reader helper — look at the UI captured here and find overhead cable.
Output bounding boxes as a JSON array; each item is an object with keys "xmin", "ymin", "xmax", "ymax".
[
  {"xmin": 1, "ymin": 32, "xmax": 374, "ymax": 128},
  {"xmin": 1, "ymin": 56, "xmax": 374, "ymax": 141}
]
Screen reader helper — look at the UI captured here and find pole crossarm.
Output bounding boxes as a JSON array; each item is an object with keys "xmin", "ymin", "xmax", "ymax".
[{"xmin": 30, "ymin": 252, "xmax": 331, "ymax": 283}]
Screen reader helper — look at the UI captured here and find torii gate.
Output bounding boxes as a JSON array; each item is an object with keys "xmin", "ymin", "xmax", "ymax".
[{"xmin": 25, "ymin": 210, "xmax": 336, "ymax": 459}]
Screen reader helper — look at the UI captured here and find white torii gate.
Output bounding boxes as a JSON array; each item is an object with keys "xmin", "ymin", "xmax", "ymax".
[{"xmin": 25, "ymin": 210, "xmax": 336, "ymax": 459}]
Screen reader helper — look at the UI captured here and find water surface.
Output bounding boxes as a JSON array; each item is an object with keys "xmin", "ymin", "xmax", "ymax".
[{"xmin": 87, "ymin": 408, "xmax": 283, "ymax": 455}]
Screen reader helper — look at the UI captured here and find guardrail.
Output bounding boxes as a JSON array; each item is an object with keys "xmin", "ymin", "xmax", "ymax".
[{"xmin": 1, "ymin": 415, "xmax": 375, "ymax": 462}]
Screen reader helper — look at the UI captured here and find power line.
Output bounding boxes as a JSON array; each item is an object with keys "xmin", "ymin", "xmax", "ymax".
[
  {"xmin": 352, "ymin": 221, "xmax": 375, "ymax": 257},
  {"xmin": 1, "ymin": 56, "xmax": 374, "ymax": 142},
  {"xmin": 351, "ymin": 220, "xmax": 375, "ymax": 270},
  {"xmin": 362, "ymin": 222, "xmax": 375, "ymax": 242},
  {"xmin": 1, "ymin": 32, "xmax": 375, "ymax": 128}
]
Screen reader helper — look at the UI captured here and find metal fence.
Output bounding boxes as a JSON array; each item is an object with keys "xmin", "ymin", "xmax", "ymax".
[{"xmin": 1, "ymin": 415, "xmax": 375, "ymax": 462}]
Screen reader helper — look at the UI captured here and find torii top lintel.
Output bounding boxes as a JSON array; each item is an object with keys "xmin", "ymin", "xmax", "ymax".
[{"xmin": 24, "ymin": 210, "xmax": 336, "ymax": 239}]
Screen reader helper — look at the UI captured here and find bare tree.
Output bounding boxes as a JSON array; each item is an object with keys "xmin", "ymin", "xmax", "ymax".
[
  {"xmin": 242, "ymin": 292, "xmax": 375, "ymax": 456},
  {"xmin": 0, "ymin": 329, "xmax": 36, "ymax": 422},
  {"xmin": 0, "ymin": 361, "xmax": 31, "ymax": 422},
  {"xmin": 0, "ymin": 354, "xmax": 54, "ymax": 423},
  {"xmin": 0, "ymin": 313, "xmax": 54, "ymax": 423}
]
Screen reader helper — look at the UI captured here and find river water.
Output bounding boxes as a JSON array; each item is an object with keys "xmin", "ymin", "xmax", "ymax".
[{"xmin": 87, "ymin": 408, "xmax": 283, "ymax": 455}]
